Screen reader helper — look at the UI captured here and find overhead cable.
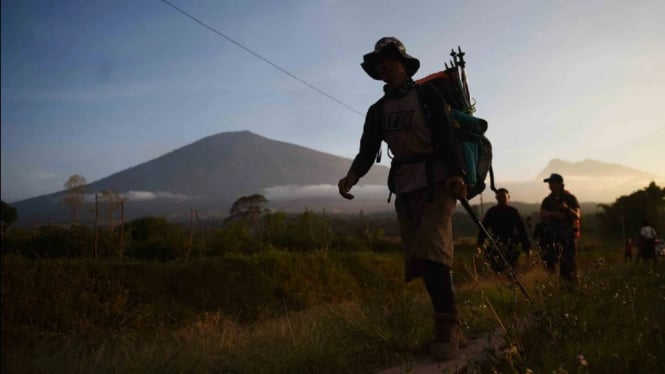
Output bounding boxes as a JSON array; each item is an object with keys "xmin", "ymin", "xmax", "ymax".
[{"xmin": 160, "ymin": 0, "xmax": 364, "ymax": 116}]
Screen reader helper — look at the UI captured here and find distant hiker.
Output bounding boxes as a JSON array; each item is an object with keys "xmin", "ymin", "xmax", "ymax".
[
  {"xmin": 476, "ymin": 188, "xmax": 531, "ymax": 269},
  {"xmin": 637, "ymin": 220, "xmax": 657, "ymax": 266},
  {"xmin": 624, "ymin": 238, "xmax": 633, "ymax": 262},
  {"xmin": 539, "ymin": 173, "xmax": 581, "ymax": 283},
  {"xmin": 338, "ymin": 37, "xmax": 467, "ymax": 361}
]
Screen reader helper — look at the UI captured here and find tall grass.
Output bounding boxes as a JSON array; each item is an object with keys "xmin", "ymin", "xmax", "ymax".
[{"xmin": 2, "ymin": 243, "xmax": 664, "ymax": 373}]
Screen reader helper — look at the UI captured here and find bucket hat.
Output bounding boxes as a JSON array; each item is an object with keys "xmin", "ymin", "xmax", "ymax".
[{"xmin": 361, "ymin": 37, "xmax": 420, "ymax": 80}]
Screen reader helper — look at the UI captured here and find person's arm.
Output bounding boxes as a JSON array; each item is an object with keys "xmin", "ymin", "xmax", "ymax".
[
  {"xmin": 514, "ymin": 210, "xmax": 531, "ymax": 252},
  {"xmin": 348, "ymin": 104, "xmax": 382, "ymax": 178},
  {"xmin": 339, "ymin": 104, "xmax": 382, "ymax": 199},
  {"xmin": 539, "ymin": 198, "xmax": 550, "ymax": 221},
  {"xmin": 476, "ymin": 211, "xmax": 490, "ymax": 248},
  {"xmin": 561, "ymin": 194, "xmax": 581, "ymax": 221},
  {"xmin": 477, "ymin": 208, "xmax": 499, "ymax": 249}
]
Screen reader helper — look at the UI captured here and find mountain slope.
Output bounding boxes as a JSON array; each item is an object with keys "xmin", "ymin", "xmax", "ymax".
[
  {"xmin": 10, "ymin": 132, "xmax": 663, "ymax": 224},
  {"xmin": 89, "ymin": 130, "xmax": 386, "ymax": 197},
  {"xmin": 11, "ymin": 131, "xmax": 388, "ymax": 223},
  {"xmin": 537, "ymin": 158, "xmax": 659, "ymax": 180}
]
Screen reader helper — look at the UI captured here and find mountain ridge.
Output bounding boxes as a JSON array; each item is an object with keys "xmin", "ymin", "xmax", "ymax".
[{"xmin": 9, "ymin": 131, "xmax": 663, "ymax": 223}]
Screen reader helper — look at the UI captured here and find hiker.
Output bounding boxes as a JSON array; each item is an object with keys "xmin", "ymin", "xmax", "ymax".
[
  {"xmin": 539, "ymin": 173, "xmax": 581, "ymax": 283},
  {"xmin": 624, "ymin": 238, "xmax": 633, "ymax": 262},
  {"xmin": 476, "ymin": 188, "xmax": 531, "ymax": 269},
  {"xmin": 337, "ymin": 37, "xmax": 467, "ymax": 361},
  {"xmin": 637, "ymin": 220, "xmax": 657, "ymax": 266}
]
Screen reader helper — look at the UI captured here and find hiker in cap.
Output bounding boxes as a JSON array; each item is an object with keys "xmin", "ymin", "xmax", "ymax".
[
  {"xmin": 476, "ymin": 188, "xmax": 531, "ymax": 269},
  {"xmin": 539, "ymin": 173, "xmax": 581, "ymax": 283},
  {"xmin": 338, "ymin": 37, "xmax": 467, "ymax": 361}
]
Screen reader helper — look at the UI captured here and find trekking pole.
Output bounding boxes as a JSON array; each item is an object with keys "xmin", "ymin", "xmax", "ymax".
[
  {"xmin": 459, "ymin": 199, "xmax": 533, "ymax": 304},
  {"xmin": 449, "ymin": 49, "xmax": 470, "ymax": 110},
  {"xmin": 455, "ymin": 46, "xmax": 472, "ymax": 109}
]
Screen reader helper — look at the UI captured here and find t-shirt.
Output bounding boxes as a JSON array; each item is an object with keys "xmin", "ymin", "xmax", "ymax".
[
  {"xmin": 640, "ymin": 226, "xmax": 657, "ymax": 239},
  {"xmin": 477, "ymin": 204, "xmax": 530, "ymax": 249},
  {"xmin": 540, "ymin": 191, "xmax": 580, "ymax": 231},
  {"xmin": 382, "ymin": 89, "xmax": 447, "ymax": 193}
]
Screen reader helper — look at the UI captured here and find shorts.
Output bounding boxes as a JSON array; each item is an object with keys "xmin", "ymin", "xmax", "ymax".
[{"xmin": 395, "ymin": 181, "xmax": 457, "ymax": 281}]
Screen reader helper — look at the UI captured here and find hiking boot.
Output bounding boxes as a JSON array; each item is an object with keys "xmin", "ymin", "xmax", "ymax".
[{"xmin": 429, "ymin": 313, "xmax": 467, "ymax": 361}]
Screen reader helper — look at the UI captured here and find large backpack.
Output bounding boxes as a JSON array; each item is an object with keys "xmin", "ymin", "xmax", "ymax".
[{"xmin": 416, "ymin": 58, "xmax": 496, "ymax": 200}]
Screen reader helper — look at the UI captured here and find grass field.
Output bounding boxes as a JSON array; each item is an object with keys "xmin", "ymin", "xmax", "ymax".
[{"xmin": 2, "ymin": 240, "xmax": 664, "ymax": 373}]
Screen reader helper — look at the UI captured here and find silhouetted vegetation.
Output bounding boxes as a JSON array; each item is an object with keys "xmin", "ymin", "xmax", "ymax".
[
  {"xmin": 1, "ymin": 185, "xmax": 663, "ymax": 372},
  {"xmin": 1, "ymin": 200, "xmax": 18, "ymax": 234},
  {"xmin": 597, "ymin": 182, "xmax": 665, "ymax": 241}
]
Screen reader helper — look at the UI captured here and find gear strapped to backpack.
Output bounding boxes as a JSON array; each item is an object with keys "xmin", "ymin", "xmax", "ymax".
[{"xmin": 379, "ymin": 47, "xmax": 496, "ymax": 200}]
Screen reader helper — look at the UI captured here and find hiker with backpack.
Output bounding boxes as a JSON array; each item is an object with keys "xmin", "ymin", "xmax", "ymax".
[
  {"xmin": 476, "ymin": 188, "xmax": 531, "ymax": 270},
  {"xmin": 539, "ymin": 173, "xmax": 581, "ymax": 283},
  {"xmin": 337, "ymin": 37, "xmax": 467, "ymax": 361}
]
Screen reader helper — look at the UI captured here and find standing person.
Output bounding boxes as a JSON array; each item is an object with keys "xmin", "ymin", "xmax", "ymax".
[
  {"xmin": 338, "ymin": 37, "xmax": 467, "ymax": 361},
  {"xmin": 638, "ymin": 220, "xmax": 657, "ymax": 266},
  {"xmin": 476, "ymin": 188, "xmax": 531, "ymax": 269},
  {"xmin": 539, "ymin": 173, "xmax": 581, "ymax": 283},
  {"xmin": 624, "ymin": 238, "xmax": 634, "ymax": 262}
]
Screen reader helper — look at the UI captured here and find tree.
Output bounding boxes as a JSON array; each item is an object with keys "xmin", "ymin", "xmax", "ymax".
[
  {"xmin": 99, "ymin": 189, "xmax": 124, "ymax": 227},
  {"xmin": 597, "ymin": 182, "xmax": 665, "ymax": 240},
  {"xmin": 227, "ymin": 194, "xmax": 268, "ymax": 222},
  {"xmin": 1, "ymin": 200, "xmax": 18, "ymax": 234},
  {"xmin": 63, "ymin": 174, "xmax": 87, "ymax": 225},
  {"xmin": 229, "ymin": 193, "xmax": 268, "ymax": 217}
]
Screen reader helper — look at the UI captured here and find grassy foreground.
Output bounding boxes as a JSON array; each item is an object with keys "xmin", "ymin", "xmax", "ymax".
[{"xmin": 2, "ymin": 246, "xmax": 664, "ymax": 373}]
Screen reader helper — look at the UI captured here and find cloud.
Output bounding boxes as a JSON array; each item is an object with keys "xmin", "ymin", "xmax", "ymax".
[
  {"xmin": 263, "ymin": 184, "xmax": 387, "ymax": 200},
  {"xmin": 81, "ymin": 191, "xmax": 193, "ymax": 202}
]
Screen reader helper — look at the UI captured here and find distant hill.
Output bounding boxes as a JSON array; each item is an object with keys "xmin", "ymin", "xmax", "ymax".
[
  {"xmin": 11, "ymin": 131, "xmax": 388, "ymax": 224},
  {"xmin": 10, "ymin": 132, "xmax": 663, "ymax": 225},
  {"xmin": 499, "ymin": 158, "xmax": 663, "ymax": 203}
]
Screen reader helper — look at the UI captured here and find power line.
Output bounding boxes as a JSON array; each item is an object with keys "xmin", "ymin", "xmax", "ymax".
[{"xmin": 160, "ymin": 0, "xmax": 364, "ymax": 116}]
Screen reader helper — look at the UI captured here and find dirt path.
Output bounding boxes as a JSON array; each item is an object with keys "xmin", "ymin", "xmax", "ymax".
[{"xmin": 376, "ymin": 327, "xmax": 507, "ymax": 374}]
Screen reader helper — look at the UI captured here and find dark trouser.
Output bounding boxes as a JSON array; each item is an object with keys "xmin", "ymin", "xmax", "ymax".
[
  {"xmin": 422, "ymin": 261, "xmax": 456, "ymax": 315},
  {"xmin": 637, "ymin": 238, "xmax": 657, "ymax": 265},
  {"xmin": 641, "ymin": 238, "xmax": 656, "ymax": 258},
  {"xmin": 554, "ymin": 229, "xmax": 577, "ymax": 282}
]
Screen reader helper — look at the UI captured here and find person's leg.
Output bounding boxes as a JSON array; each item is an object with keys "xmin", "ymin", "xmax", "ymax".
[
  {"xmin": 542, "ymin": 244, "xmax": 557, "ymax": 272},
  {"xmin": 414, "ymin": 184, "xmax": 465, "ymax": 361},
  {"xmin": 423, "ymin": 261, "xmax": 456, "ymax": 315},
  {"xmin": 559, "ymin": 231, "xmax": 577, "ymax": 283}
]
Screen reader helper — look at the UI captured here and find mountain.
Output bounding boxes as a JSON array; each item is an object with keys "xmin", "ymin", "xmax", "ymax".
[
  {"xmin": 536, "ymin": 158, "xmax": 658, "ymax": 180},
  {"xmin": 10, "ymin": 131, "xmax": 663, "ymax": 225},
  {"xmin": 11, "ymin": 131, "xmax": 389, "ymax": 224},
  {"xmin": 497, "ymin": 158, "xmax": 663, "ymax": 203}
]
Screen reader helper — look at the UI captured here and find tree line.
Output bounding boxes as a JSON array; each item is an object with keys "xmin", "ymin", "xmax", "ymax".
[{"xmin": 2, "ymin": 177, "xmax": 663, "ymax": 260}]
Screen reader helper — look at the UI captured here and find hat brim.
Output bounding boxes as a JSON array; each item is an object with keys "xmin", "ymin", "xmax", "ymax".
[{"xmin": 361, "ymin": 46, "xmax": 420, "ymax": 80}]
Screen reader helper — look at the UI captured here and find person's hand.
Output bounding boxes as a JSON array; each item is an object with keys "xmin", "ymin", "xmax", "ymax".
[
  {"xmin": 338, "ymin": 172, "xmax": 359, "ymax": 200},
  {"xmin": 445, "ymin": 176, "xmax": 467, "ymax": 200}
]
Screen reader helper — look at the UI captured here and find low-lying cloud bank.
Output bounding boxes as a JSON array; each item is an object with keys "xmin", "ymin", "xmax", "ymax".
[
  {"xmin": 263, "ymin": 184, "xmax": 388, "ymax": 200},
  {"xmin": 81, "ymin": 191, "xmax": 194, "ymax": 202}
]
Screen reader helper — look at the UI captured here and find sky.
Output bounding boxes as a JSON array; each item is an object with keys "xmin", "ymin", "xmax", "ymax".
[{"xmin": 2, "ymin": 0, "xmax": 664, "ymax": 203}]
